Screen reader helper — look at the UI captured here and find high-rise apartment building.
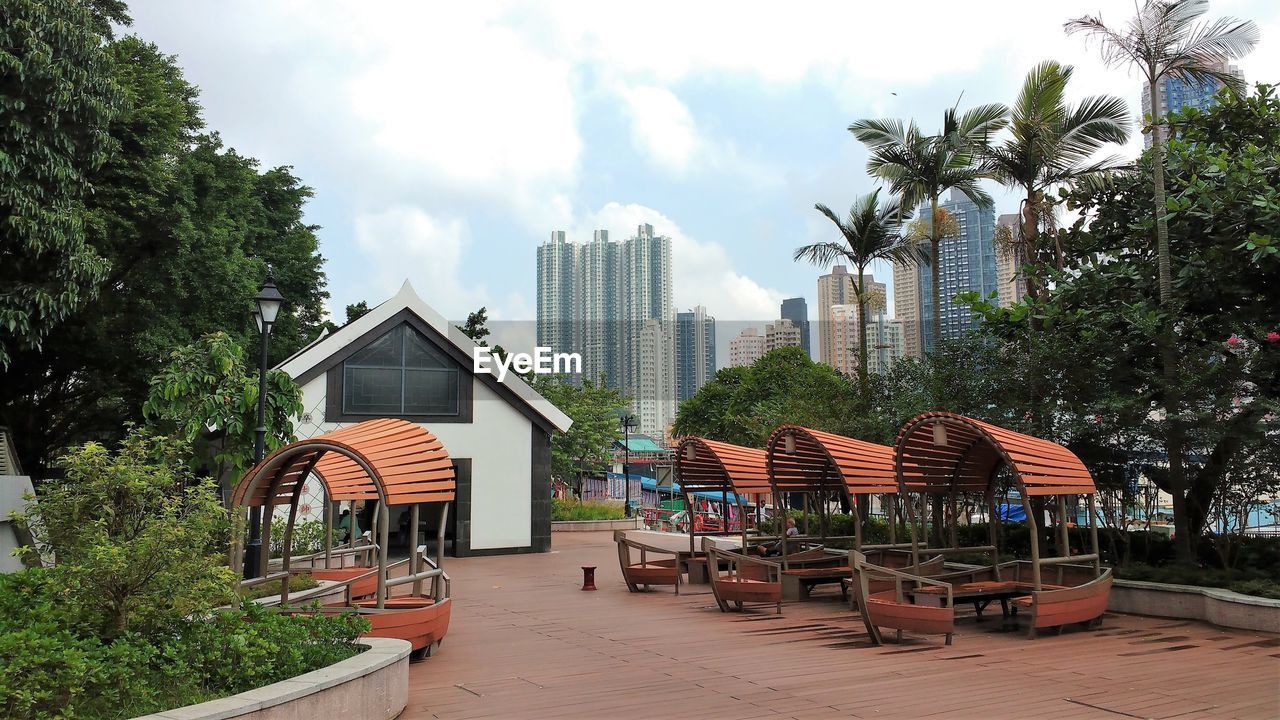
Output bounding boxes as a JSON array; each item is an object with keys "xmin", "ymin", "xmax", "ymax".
[
  {"xmin": 995, "ymin": 213, "xmax": 1026, "ymax": 309},
  {"xmin": 912, "ymin": 190, "xmax": 998, "ymax": 352},
  {"xmin": 779, "ymin": 297, "xmax": 810, "ymax": 358},
  {"xmin": 765, "ymin": 319, "xmax": 802, "ymax": 353},
  {"xmin": 892, "ymin": 260, "xmax": 922, "ymax": 359},
  {"xmin": 1142, "ymin": 63, "xmax": 1243, "ymax": 147},
  {"xmin": 728, "ymin": 328, "xmax": 765, "ymax": 368},
  {"xmin": 816, "ymin": 266, "xmax": 885, "ymax": 365},
  {"xmin": 676, "ymin": 306, "xmax": 715, "ymax": 403},
  {"xmin": 830, "ymin": 305, "xmax": 904, "ymax": 376},
  {"xmin": 536, "ymin": 224, "xmax": 674, "ymax": 439},
  {"xmin": 636, "ymin": 318, "xmax": 675, "ymax": 442}
]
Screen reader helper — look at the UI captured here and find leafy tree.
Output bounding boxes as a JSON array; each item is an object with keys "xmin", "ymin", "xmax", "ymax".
[
  {"xmin": 14, "ymin": 431, "xmax": 235, "ymax": 638},
  {"xmin": 850, "ymin": 102, "xmax": 1007, "ymax": 349},
  {"xmin": 984, "ymin": 60, "xmax": 1130, "ymax": 300},
  {"xmin": 530, "ymin": 376, "xmax": 626, "ymax": 497},
  {"xmin": 972, "ymin": 86, "xmax": 1280, "ymax": 559},
  {"xmin": 0, "ymin": 0, "xmax": 128, "ymax": 367},
  {"xmin": 142, "ymin": 332, "xmax": 303, "ymax": 500},
  {"xmin": 0, "ymin": 39, "xmax": 328, "ymax": 476},
  {"xmin": 1066, "ymin": 2, "xmax": 1260, "ymax": 562},
  {"xmin": 344, "ymin": 300, "xmax": 371, "ymax": 324},
  {"xmin": 799, "ymin": 189, "xmax": 922, "ymax": 392},
  {"xmin": 459, "ymin": 306, "xmax": 492, "ymax": 343},
  {"xmin": 673, "ymin": 347, "xmax": 859, "ymax": 446}
]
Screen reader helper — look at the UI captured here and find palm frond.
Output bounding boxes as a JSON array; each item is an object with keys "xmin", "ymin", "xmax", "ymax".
[{"xmin": 793, "ymin": 240, "xmax": 853, "ymax": 267}]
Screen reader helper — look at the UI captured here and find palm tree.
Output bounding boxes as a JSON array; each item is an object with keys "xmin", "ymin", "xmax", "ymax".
[
  {"xmin": 850, "ymin": 102, "xmax": 1007, "ymax": 351},
  {"xmin": 1067, "ymin": 0, "xmax": 1258, "ymax": 563},
  {"xmin": 796, "ymin": 189, "xmax": 923, "ymax": 390},
  {"xmin": 1065, "ymin": 0, "xmax": 1258, "ymax": 307},
  {"xmin": 985, "ymin": 60, "xmax": 1131, "ymax": 304}
]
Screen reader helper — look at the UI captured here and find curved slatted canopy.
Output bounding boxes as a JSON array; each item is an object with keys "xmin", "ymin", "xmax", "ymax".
[
  {"xmin": 895, "ymin": 412, "xmax": 1095, "ymax": 497},
  {"xmin": 766, "ymin": 425, "xmax": 897, "ymax": 497},
  {"xmin": 675, "ymin": 437, "xmax": 771, "ymax": 499},
  {"xmin": 231, "ymin": 418, "xmax": 456, "ymax": 508}
]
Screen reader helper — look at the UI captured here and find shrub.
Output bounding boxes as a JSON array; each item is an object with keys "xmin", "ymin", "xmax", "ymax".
[
  {"xmin": 15, "ymin": 431, "xmax": 235, "ymax": 637},
  {"xmin": 552, "ymin": 498, "xmax": 625, "ymax": 521},
  {"xmin": 269, "ymin": 519, "xmax": 327, "ymax": 559},
  {"xmin": 0, "ymin": 571, "xmax": 368, "ymax": 719},
  {"xmin": 240, "ymin": 573, "xmax": 320, "ymax": 601}
]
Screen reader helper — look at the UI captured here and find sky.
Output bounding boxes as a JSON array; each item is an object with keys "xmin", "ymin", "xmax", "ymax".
[{"xmin": 125, "ymin": 1, "xmax": 1279, "ymax": 359}]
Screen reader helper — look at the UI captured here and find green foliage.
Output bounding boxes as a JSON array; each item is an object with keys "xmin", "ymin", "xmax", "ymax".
[
  {"xmin": 0, "ymin": 570, "xmax": 367, "ymax": 719},
  {"xmin": 0, "ymin": 35, "xmax": 329, "ymax": 477},
  {"xmin": 674, "ymin": 347, "xmax": 859, "ymax": 446},
  {"xmin": 142, "ymin": 332, "xmax": 303, "ymax": 491},
  {"xmin": 0, "ymin": 0, "xmax": 125, "ymax": 367},
  {"xmin": 971, "ymin": 85, "xmax": 1280, "ymax": 542},
  {"xmin": 239, "ymin": 572, "xmax": 318, "ymax": 600},
  {"xmin": 552, "ymin": 498, "xmax": 625, "ymax": 521},
  {"xmin": 15, "ymin": 431, "xmax": 235, "ymax": 638},
  {"xmin": 270, "ymin": 520, "xmax": 327, "ymax": 559},
  {"xmin": 531, "ymin": 375, "xmax": 626, "ymax": 490}
]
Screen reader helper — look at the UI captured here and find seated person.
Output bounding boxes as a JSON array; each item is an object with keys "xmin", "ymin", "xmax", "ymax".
[{"xmin": 763, "ymin": 517, "xmax": 799, "ymax": 557}]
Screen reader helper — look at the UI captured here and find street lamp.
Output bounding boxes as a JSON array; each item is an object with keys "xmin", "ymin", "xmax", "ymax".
[
  {"xmin": 620, "ymin": 413, "xmax": 637, "ymax": 518},
  {"xmin": 244, "ymin": 268, "xmax": 284, "ymax": 579}
]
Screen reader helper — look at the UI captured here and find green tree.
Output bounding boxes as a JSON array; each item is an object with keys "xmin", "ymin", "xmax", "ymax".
[
  {"xmin": 850, "ymin": 102, "xmax": 1007, "ymax": 350},
  {"xmin": 673, "ymin": 347, "xmax": 858, "ymax": 446},
  {"xmin": 530, "ymin": 376, "xmax": 626, "ymax": 497},
  {"xmin": 972, "ymin": 86, "xmax": 1280, "ymax": 556},
  {"xmin": 0, "ymin": 0, "xmax": 128, "ymax": 367},
  {"xmin": 142, "ymin": 332, "xmax": 303, "ymax": 500},
  {"xmin": 14, "ymin": 431, "xmax": 235, "ymax": 638},
  {"xmin": 984, "ymin": 60, "xmax": 1130, "ymax": 300},
  {"xmin": 0, "ymin": 39, "xmax": 328, "ymax": 475},
  {"xmin": 1066, "ymin": 2, "xmax": 1259, "ymax": 561},
  {"xmin": 344, "ymin": 301, "xmax": 371, "ymax": 324},
  {"xmin": 799, "ymin": 189, "xmax": 922, "ymax": 392}
]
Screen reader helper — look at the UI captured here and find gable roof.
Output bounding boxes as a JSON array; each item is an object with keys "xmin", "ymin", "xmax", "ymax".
[
  {"xmin": 278, "ymin": 281, "xmax": 572, "ymax": 433},
  {"xmin": 0, "ymin": 427, "xmax": 20, "ymax": 476}
]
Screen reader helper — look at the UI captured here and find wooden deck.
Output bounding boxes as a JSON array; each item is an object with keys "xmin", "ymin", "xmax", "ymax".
[{"xmin": 403, "ymin": 532, "xmax": 1280, "ymax": 719}]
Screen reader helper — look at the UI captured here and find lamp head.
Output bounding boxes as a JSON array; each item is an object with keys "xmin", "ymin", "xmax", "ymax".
[{"xmin": 254, "ymin": 268, "xmax": 285, "ymax": 326}]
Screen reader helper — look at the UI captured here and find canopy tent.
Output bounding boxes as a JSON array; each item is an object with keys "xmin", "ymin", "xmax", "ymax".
[
  {"xmin": 893, "ymin": 411, "xmax": 1102, "ymax": 591},
  {"xmin": 765, "ymin": 425, "xmax": 899, "ymax": 550},
  {"xmin": 230, "ymin": 418, "xmax": 456, "ymax": 607}
]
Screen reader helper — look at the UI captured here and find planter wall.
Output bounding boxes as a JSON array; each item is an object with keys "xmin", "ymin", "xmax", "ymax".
[
  {"xmin": 1110, "ymin": 579, "xmax": 1280, "ymax": 633},
  {"xmin": 552, "ymin": 518, "xmax": 642, "ymax": 532},
  {"xmin": 133, "ymin": 637, "xmax": 410, "ymax": 720}
]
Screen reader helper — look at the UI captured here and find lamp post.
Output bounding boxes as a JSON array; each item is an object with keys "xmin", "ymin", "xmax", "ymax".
[
  {"xmin": 244, "ymin": 269, "xmax": 285, "ymax": 579},
  {"xmin": 620, "ymin": 414, "xmax": 637, "ymax": 518}
]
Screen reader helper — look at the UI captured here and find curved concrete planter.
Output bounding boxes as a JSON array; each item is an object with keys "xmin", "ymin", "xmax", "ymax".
[
  {"xmin": 1110, "ymin": 579, "xmax": 1280, "ymax": 633},
  {"xmin": 133, "ymin": 637, "xmax": 410, "ymax": 720},
  {"xmin": 552, "ymin": 518, "xmax": 641, "ymax": 532}
]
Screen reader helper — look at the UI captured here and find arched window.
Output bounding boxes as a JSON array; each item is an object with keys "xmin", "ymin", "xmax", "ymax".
[{"xmin": 342, "ymin": 325, "xmax": 460, "ymax": 415}]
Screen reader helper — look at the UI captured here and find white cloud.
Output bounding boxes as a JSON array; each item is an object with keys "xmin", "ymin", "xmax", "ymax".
[
  {"xmin": 351, "ymin": 207, "xmax": 483, "ymax": 320},
  {"xmin": 619, "ymin": 85, "xmax": 699, "ymax": 174},
  {"xmin": 574, "ymin": 202, "xmax": 785, "ymax": 321}
]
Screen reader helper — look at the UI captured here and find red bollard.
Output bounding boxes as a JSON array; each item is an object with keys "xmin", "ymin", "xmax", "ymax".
[{"xmin": 581, "ymin": 565, "xmax": 597, "ymax": 591}]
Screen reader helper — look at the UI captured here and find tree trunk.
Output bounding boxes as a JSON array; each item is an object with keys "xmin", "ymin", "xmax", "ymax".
[
  {"xmin": 856, "ymin": 265, "xmax": 869, "ymax": 393},
  {"xmin": 1150, "ymin": 75, "xmax": 1192, "ymax": 563},
  {"xmin": 929, "ymin": 196, "xmax": 942, "ymax": 351}
]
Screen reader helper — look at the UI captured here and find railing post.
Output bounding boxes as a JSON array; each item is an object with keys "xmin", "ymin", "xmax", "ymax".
[{"xmin": 376, "ymin": 502, "xmax": 390, "ymax": 608}]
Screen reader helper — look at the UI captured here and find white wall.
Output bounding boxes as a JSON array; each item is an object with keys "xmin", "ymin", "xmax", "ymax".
[{"xmin": 293, "ymin": 374, "xmax": 533, "ymax": 551}]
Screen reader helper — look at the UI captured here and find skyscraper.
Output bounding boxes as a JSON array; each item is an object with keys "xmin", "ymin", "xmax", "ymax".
[
  {"xmin": 830, "ymin": 305, "xmax": 904, "ymax": 376},
  {"xmin": 636, "ymin": 318, "xmax": 675, "ymax": 442},
  {"xmin": 995, "ymin": 213, "xmax": 1026, "ymax": 309},
  {"xmin": 1142, "ymin": 63, "xmax": 1243, "ymax": 147},
  {"xmin": 816, "ymin": 266, "xmax": 885, "ymax": 366},
  {"xmin": 913, "ymin": 189, "xmax": 998, "ymax": 352},
  {"xmin": 892, "ymin": 259, "xmax": 922, "ymax": 359},
  {"xmin": 728, "ymin": 328, "xmax": 765, "ymax": 367},
  {"xmin": 780, "ymin": 297, "xmax": 810, "ymax": 358},
  {"xmin": 676, "ymin": 306, "xmax": 715, "ymax": 403},
  {"xmin": 536, "ymin": 224, "xmax": 674, "ymax": 438}
]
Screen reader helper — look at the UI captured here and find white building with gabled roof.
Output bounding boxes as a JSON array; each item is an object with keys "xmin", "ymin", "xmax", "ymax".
[{"xmin": 278, "ymin": 281, "xmax": 571, "ymax": 557}]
